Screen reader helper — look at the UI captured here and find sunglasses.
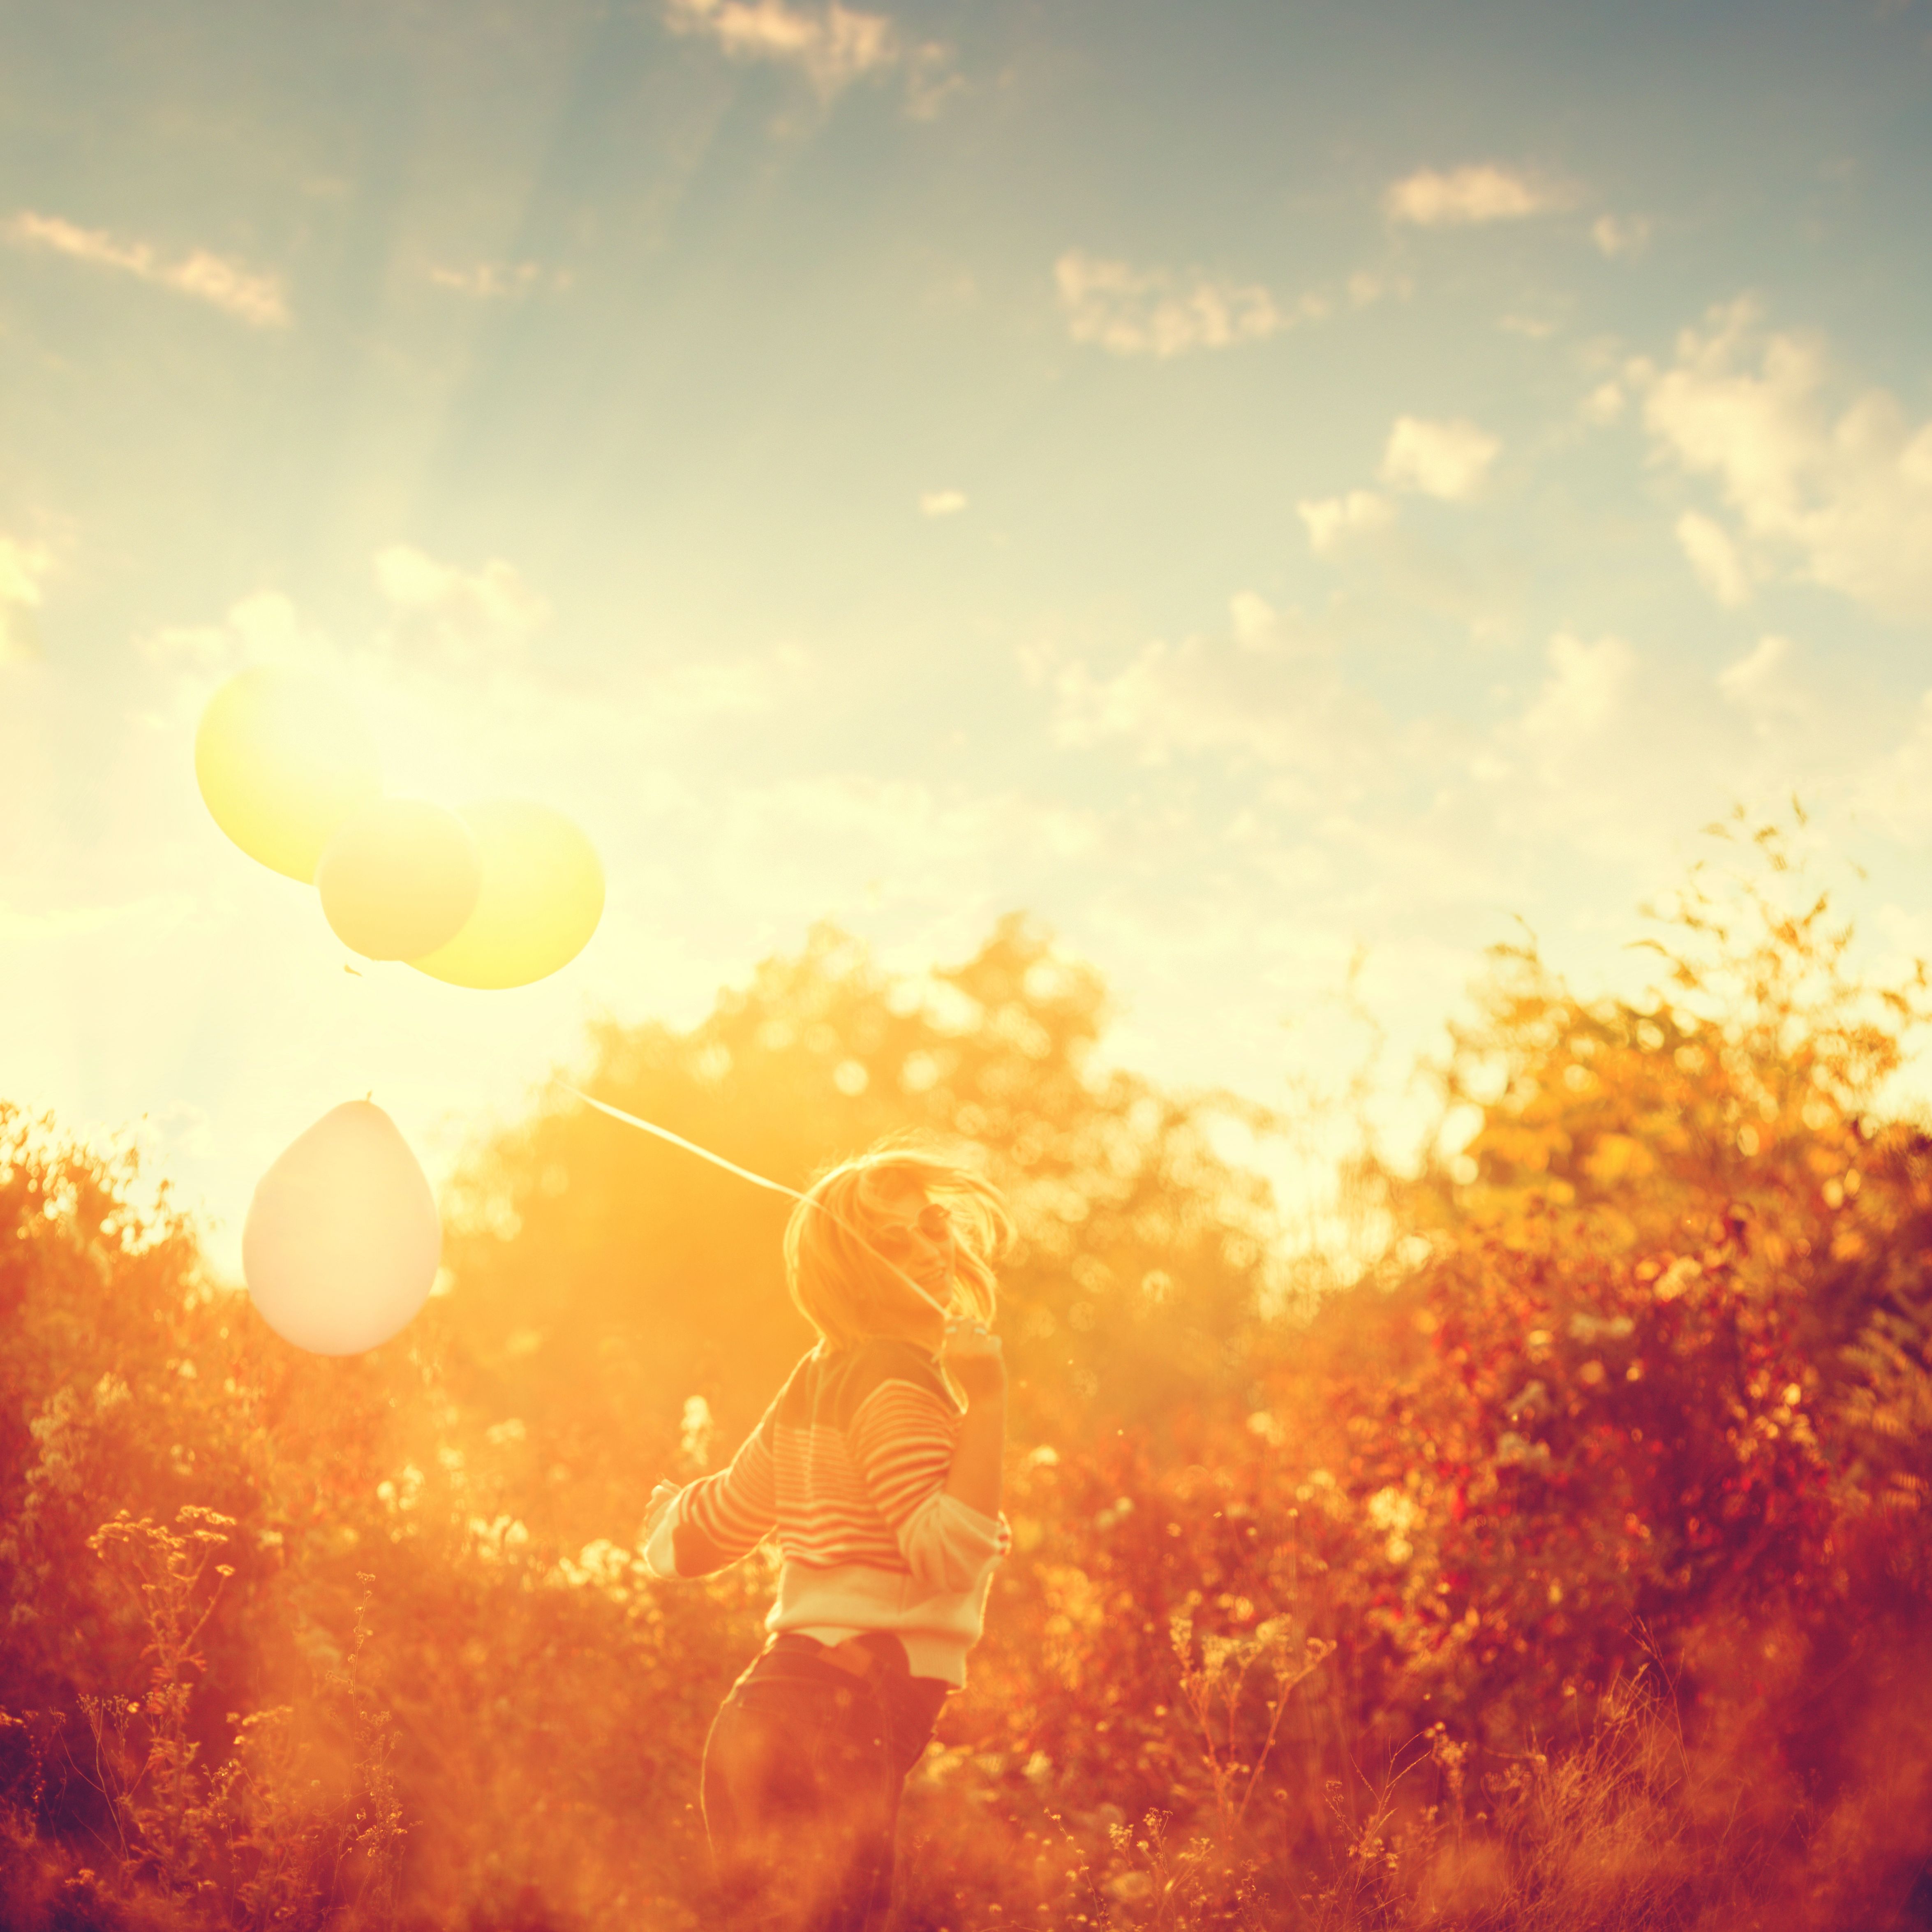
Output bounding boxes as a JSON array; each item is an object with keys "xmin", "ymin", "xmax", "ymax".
[{"xmin": 869, "ymin": 1201, "xmax": 954, "ymax": 1260}]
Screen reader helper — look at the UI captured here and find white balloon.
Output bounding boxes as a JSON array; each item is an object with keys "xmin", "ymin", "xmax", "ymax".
[{"xmin": 243, "ymin": 1100, "xmax": 440, "ymax": 1356}]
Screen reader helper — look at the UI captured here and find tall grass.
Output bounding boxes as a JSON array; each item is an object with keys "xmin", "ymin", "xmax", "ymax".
[{"xmin": 3, "ymin": 1511, "xmax": 404, "ymax": 1932}]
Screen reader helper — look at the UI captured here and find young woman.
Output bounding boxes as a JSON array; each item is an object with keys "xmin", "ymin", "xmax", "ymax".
[{"xmin": 641, "ymin": 1138, "xmax": 1014, "ymax": 1931}]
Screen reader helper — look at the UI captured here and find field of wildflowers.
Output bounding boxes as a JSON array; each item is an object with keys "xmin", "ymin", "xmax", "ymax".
[{"xmin": 4, "ymin": 826, "xmax": 1930, "ymax": 1929}]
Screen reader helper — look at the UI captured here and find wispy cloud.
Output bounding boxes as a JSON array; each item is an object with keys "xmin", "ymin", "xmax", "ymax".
[
  {"xmin": 1297, "ymin": 490, "xmax": 1395, "ymax": 555},
  {"xmin": 4, "ymin": 211, "xmax": 289, "ymax": 327},
  {"xmin": 919, "ymin": 489, "xmax": 967, "ymax": 517},
  {"xmin": 1056, "ymin": 251, "xmax": 1287, "ymax": 358},
  {"xmin": 1053, "ymin": 251, "xmax": 1394, "ymax": 359},
  {"xmin": 1581, "ymin": 381, "xmax": 1627, "ymax": 427},
  {"xmin": 1717, "ymin": 635, "xmax": 1805, "ymax": 728},
  {"xmin": 1049, "ymin": 593, "xmax": 1383, "ymax": 774},
  {"xmin": 1042, "ymin": 594, "xmax": 1804, "ymax": 892},
  {"xmin": 635, "ymin": 645, "xmax": 814, "ymax": 721},
  {"xmin": 1500, "ymin": 313, "xmax": 1560, "ymax": 342},
  {"xmin": 1634, "ymin": 298, "xmax": 1932, "ymax": 624},
  {"xmin": 428, "ymin": 260, "xmax": 570, "ymax": 300},
  {"xmin": 1295, "ymin": 421, "xmax": 1498, "ymax": 562},
  {"xmin": 142, "ymin": 558, "xmax": 810, "ymax": 748},
  {"xmin": 1383, "ymin": 163, "xmax": 1572, "ymax": 227},
  {"xmin": 0, "ymin": 894, "xmax": 198, "ymax": 952},
  {"xmin": 1675, "ymin": 509, "xmax": 1752, "ymax": 608},
  {"xmin": 663, "ymin": 0, "xmax": 954, "ymax": 110},
  {"xmin": 709, "ymin": 774, "xmax": 1101, "ymax": 907},
  {"xmin": 1856, "ymin": 691, "xmax": 1932, "ymax": 838},
  {"xmin": 1040, "ymin": 591, "xmax": 1785, "ymax": 901},
  {"xmin": 1518, "ymin": 632, "xmax": 1633, "ymax": 757},
  {"xmin": 1592, "ymin": 213, "xmax": 1652, "ymax": 259},
  {"xmin": 136, "ymin": 590, "xmax": 324, "ymax": 675},
  {"xmin": 374, "ymin": 545, "xmax": 551, "ymax": 670},
  {"xmin": 1379, "ymin": 416, "xmax": 1500, "ymax": 500},
  {"xmin": 0, "ymin": 536, "xmax": 53, "ymax": 666}
]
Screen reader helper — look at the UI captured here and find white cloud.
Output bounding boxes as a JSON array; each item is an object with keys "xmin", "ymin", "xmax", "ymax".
[
  {"xmin": 1380, "ymin": 416, "xmax": 1500, "ymax": 501},
  {"xmin": 1297, "ymin": 490, "xmax": 1395, "ymax": 555},
  {"xmin": 1717, "ymin": 635, "xmax": 1805, "ymax": 723},
  {"xmin": 714, "ymin": 775, "xmax": 1102, "ymax": 892},
  {"xmin": 428, "ymin": 261, "xmax": 569, "ymax": 300},
  {"xmin": 1050, "ymin": 594, "xmax": 1383, "ymax": 775},
  {"xmin": 5, "ymin": 211, "xmax": 289, "ymax": 327},
  {"xmin": 1055, "ymin": 250, "xmax": 1290, "ymax": 358},
  {"xmin": 1519, "ymin": 632, "xmax": 1634, "ymax": 752},
  {"xmin": 634, "ymin": 644, "xmax": 812, "ymax": 720},
  {"xmin": 136, "ymin": 589, "xmax": 317, "ymax": 675},
  {"xmin": 0, "ymin": 536, "xmax": 52, "ymax": 666},
  {"xmin": 1592, "ymin": 213, "xmax": 1652, "ymax": 259},
  {"xmin": 374, "ymin": 545, "xmax": 550, "ymax": 668},
  {"xmin": 1383, "ymin": 164, "xmax": 1571, "ymax": 227},
  {"xmin": 1856, "ymin": 691, "xmax": 1932, "ymax": 836},
  {"xmin": 663, "ymin": 0, "xmax": 952, "ymax": 106},
  {"xmin": 1346, "ymin": 268, "xmax": 1413, "ymax": 308},
  {"xmin": 1042, "ymin": 593, "xmax": 1766, "ymax": 892},
  {"xmin": 1479, "ymin": 631, "xmax": 1722, "ymax": 867},
  {"xmin": 139, "ymin": 560, "xmax": 803, "ymax": 758},
  {"xmin": 1582, "ymin": 381, "xmax": 1626, "ymax": 427},
  {"xmin": 1634, "ymin": 299, "xmax": 1932, "ymax": 624},
  {"xmin": 0, "ymin": 894, "xmax": 196, "ymax": 951},
  {"xmin": 898, "ymin": 42, "xmax": 962, "ymax": 118},
  {"xmin": 1054, "ymin": 251, "xmax": 1399, "ymax": 358},
  {"xmin": 1675, "ymin": 509, "xmax": 1752, "ymax": 608},
  {"xmin": 919, "ymin": 489, "xmax": 967, "ymax": 517},
  {"xmin": 1227, "ymin": 591, "xmax": 1279, "ymax": 649}
]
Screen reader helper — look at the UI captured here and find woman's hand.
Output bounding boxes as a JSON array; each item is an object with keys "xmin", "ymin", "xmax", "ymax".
[
  {"xmin": 642, "ymin": 1479, "xmax": 682, "ymax": 1544},
  {"xmin": 941, "ymin": 1318, "xmax": 1007, "ymax": 1407}
]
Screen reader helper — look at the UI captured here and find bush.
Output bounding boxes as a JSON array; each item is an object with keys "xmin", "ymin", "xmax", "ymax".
[{"xmin": 4, "ymin": 831, "xmax": 1930, "ymax": 1928}]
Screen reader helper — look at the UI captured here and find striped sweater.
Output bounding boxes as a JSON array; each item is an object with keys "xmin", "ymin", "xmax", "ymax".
[{"xmin": 642, "ymin": 1338, "xmax": 1009, "ymax": 1686}]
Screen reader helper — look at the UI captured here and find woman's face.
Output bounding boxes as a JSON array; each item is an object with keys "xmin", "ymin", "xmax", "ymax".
[{"xmin": 864, "ymin": 1174, "xmax": 956, "ymax": 1315}]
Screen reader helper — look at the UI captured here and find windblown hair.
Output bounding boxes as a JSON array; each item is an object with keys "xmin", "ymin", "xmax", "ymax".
[{"xmin": 784, "ymin": 1134, "xmax": 1013, "ymax": 1349}]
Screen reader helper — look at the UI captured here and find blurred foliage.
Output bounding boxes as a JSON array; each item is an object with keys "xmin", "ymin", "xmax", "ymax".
[
  {"xmin": 437, "ymin": 913, "xmax": 1287, "ymax": 1548},
  {"xmin": 4, "ymin": 834, "xmax": 1932, "ymax": 1930}
]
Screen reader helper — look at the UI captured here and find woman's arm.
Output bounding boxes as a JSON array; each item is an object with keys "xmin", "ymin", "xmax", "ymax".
[
  {"xmin": 941, "ymin": 1321, "xmax": 1007, "ymax": 1518},
  {"xmin": 847, "ymin": 1333, "xmax": 1010, "ymax": 1593},
  {"xmin": 642, "ymin": 1412, "xmax": 779, "ymax": 1578}
]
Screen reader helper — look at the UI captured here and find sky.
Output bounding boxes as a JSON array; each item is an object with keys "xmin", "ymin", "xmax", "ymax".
[{"xmin": 5, "ymin": 0, "xmax": 1932, "ymax": 1272}]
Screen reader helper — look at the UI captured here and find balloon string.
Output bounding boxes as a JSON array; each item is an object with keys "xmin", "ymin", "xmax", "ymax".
[{"xmin": 559, "ymin": 1084, "xmax": 953, "ymax": 1320}]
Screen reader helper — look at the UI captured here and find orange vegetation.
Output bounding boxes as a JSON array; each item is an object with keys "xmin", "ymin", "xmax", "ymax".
[{"xmin": 4, "ymin": 825, "xmax": 1931, "ymax": 1929}]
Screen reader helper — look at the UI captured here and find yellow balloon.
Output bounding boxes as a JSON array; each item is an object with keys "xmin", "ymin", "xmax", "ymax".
[
  {"xmin": 243, "ymin": 1100, "xmax": 440, "ymax": 1356},
  {"xmin": 409, "ymin": 800, "xmax": 604, "ymax": 989},
  {"xmin": 195, "ymin": 667, "xmax": 383, "ymax": 883},
  {"xmin": 317, "ymin": 798, "xmax": 482, "ymax": 961}
]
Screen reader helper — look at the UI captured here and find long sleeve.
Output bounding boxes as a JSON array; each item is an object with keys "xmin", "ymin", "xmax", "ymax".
[
  {"xmin": 644, "ymin": 1400, "xmax": 779, "ymax": 1578},
  {"xmin": 846, "ymin": 1378, "xmax": 1009, "ymax": 1595},
  {"xmin": 642, "ymin": 1343, "xmax": 1005, "ymax": 1685}
]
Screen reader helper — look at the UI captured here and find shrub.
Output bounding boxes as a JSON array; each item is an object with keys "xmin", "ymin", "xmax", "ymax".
[{"xmin": 3, "ymin": 835, "xmax": 1930, "ymax": 1928}]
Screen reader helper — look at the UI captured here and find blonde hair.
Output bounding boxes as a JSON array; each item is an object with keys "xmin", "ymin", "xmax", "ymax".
[{"xmin": 784, "ymin": 1134, "xmax": 1012, "ymax": 1349}]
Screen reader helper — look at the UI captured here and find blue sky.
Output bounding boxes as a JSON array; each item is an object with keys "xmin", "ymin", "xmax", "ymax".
[{"xmin": 5, "ymin": 0, "xmax": 1932, "ymax": 1265}]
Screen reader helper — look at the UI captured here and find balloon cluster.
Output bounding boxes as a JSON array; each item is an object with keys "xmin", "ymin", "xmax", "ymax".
[
  {"xmin": 195, "ymin": 665, "xmax": 607, "ymax": 1356},
  {"xmin": 196, "ymin": 665, "xmax": 604, "ymax": 988}
]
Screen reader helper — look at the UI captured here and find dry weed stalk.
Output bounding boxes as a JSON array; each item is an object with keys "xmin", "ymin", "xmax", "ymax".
[
  {"xmin": 1170, "ymin": 1612, "xmax": 1335, "ymax": 1848},
  {"xmin": 68, "ymin": 1512, "xmax": 406, "ymax": 1930},
  {"xmin": 82, "ymin": 1505, "xmax": 237, "ymax": 1892}
]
